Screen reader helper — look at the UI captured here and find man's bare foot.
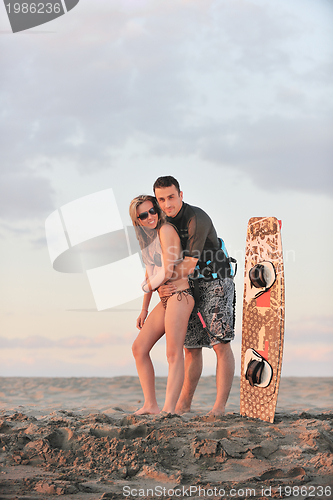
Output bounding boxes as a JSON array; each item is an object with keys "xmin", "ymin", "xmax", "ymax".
[
  {"xmin": 207, "ymin": 407, "xmax": 225, "ymax": 416},
  {"xmin": 175, "ymin": 399, "xmax": 192, "ymax": 414},
  {"xmin": 134, "ymin": 405, "xmax": 160, "ymax": 415},
  {"xmin": 175, "ymin": 406, "xmax": 191, "ymax": 415}
]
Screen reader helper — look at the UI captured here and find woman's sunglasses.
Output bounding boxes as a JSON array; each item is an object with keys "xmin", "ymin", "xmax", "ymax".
[{"xmin": 138, "ymin": 207, "xmax": 157, "ymax": 221}]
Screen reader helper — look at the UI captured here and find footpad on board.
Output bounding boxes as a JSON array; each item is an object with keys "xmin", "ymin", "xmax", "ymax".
[
  {"xmin": 244, "ymin": 348, "xmax": 273, "ymax": 388},
  {"xmin": 249, "ymin": 261, "xmax": 276, "ymax": 294}
]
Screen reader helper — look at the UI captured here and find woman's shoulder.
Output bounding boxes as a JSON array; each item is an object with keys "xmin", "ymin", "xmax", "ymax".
[{"xmin": 159, "ymin": 222, "xmax": 178, "ymax": 238}]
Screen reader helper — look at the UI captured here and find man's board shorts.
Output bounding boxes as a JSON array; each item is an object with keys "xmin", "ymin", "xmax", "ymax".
[{"xmin": 185, "ymin": 277, "xmax": 236, "ymax": 349}]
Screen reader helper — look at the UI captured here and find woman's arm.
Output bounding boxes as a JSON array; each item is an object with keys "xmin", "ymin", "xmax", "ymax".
[
  {"xmin": 142, "ymin": 225, "xmax": 179, "ymax": 292},
  {"xmin": 137, "ymin": 268, "xmax": 153, "ymax": 328}
]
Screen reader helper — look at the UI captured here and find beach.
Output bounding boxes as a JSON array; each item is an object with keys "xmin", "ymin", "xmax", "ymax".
[{"xmin": 0, "ymin": 376, "xmax": 332, "ymax": 499}]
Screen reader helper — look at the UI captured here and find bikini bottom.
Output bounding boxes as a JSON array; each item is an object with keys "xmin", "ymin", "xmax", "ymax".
[{"xmin": 160, "ymin": 288, "xmax": 194, "ymax": 310}]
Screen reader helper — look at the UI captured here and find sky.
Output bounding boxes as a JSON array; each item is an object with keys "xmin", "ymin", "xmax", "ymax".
[{"xmin": 0, "ymin": 0, "xmax": 332, "ymax": 379}]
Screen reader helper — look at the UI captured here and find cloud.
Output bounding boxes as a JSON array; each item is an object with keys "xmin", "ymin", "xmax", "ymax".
[
  {"xmin": 282, "ymin": 343, "xmax": 333, "ymax": 376},
  {"xmin": 199, "ymin": 114, "xmax": 333, "ymax": 196},
  {"xmin": 286, "ymin": 315, "xmax": 333, "ymax": 343},
  {"xmin": 0, "ymin": 351, "xmax": 138, "ymax": 377},
  {"xmin": 1, "ymin": 0, "xmax": 332, "ymax": 222},
  {"xmin": 0, "ymin": 172, "xmax": 55, "ymax": 220},
  {"xmin": 0, "ymin": 332, "xmax": 134, "ymax": 349}
]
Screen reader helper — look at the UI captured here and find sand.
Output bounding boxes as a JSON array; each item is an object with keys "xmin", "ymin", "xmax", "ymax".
[{"xmin": 0, "ymin": 376, "xmax": 332, "ymax": 499}]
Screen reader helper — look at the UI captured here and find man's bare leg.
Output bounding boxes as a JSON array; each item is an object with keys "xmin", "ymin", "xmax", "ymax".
[
  {"xmin": 175, "ymin": 347, "xmax": 203, "ymax": 414},
  {"xmin": 208, "ymin": 342, "xmax": 235, "ymax": 415}
]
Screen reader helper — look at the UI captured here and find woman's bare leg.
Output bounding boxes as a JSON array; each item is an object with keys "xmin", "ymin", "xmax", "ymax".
[
  {"xmin": 132, "ymin": 302, "xmax": 165, "ymax": 414},
  {"xmin": 162, "ymin": 294, "xmax": 194, "ymax": 414}
]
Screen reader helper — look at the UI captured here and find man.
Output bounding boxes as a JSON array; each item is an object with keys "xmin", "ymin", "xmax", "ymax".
[{"xmin": 153, "ymin": 176, "xmax": 236, "ymax": 415}]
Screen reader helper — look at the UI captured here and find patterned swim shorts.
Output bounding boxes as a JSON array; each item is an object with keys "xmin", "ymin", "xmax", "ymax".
[{"xmin": 184, "ymin": 278, "xmax": 236, "ymax": 349}]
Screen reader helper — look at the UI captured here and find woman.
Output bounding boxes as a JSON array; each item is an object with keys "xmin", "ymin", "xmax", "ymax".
[{"xmin": 129, "ymin": 195, "xmax": 195, "ymax": 414}]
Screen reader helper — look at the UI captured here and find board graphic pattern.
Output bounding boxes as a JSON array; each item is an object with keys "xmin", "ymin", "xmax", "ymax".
[{"xmin": 240, "ymin": 217, "xmax": 285, "ymax": 423}]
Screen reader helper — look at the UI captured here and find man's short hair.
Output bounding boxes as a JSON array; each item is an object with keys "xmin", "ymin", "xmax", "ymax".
[{"xmin": 153, "ymin": 176, "xmax": 181, "ymax": 194}]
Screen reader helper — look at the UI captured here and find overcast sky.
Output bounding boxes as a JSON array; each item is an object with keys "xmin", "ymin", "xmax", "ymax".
[{"xmin": 1, "ymin": 0, "xmax": 332, "ymax": 379}]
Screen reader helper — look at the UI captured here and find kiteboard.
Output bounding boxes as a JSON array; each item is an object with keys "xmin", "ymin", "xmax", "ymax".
[{"xmin": 240, "ymin": 217, "xmax": 285, "ymax": 423}]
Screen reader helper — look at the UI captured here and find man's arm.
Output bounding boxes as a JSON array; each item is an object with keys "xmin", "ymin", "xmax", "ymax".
[
  {"xmin": 173, "ymin": 256, "xmax": 198, "ymax": 281},
  {"xmin": 158, "ymin": 256, "xmax": 198, "ymax": 297}
]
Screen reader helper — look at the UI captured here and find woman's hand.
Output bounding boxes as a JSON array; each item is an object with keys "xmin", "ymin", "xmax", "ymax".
[{"xmin": 136, "ymin": 309, "xmax": 148, "ymax": 329}]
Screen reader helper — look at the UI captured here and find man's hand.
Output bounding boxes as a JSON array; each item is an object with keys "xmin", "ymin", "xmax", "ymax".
[{"xmin": 158, "ymin": 283, "xmax": 177, "ymax": 298}]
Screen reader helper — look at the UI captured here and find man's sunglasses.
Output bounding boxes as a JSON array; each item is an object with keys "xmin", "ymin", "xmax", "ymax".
[{"xmin": 138, "ymin": 207, "xmax": 157, "ymax": 220}]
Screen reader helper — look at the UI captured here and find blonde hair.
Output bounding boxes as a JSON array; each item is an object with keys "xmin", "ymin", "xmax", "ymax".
[{"xmin": 129, "ymin": 195, "xmax": 164, "ymax": 263}]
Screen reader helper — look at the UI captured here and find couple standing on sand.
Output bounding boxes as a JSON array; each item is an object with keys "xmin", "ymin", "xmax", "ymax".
[{"xmin": 129, "ymin": 176, "xmax": 236, "ymax": 415}]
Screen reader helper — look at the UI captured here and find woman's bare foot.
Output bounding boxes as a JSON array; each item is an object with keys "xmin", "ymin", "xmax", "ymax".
[
  {"xmin": 134, "ymin": 404, "xmax": 160, "ymax": 415},
  {"xmin": 161, "ymin": 406, "xmax": 176, "ymax": 414},
  {"xmin": 158, "ymin": 410, "xmax": 180, "ymax": 417}
]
